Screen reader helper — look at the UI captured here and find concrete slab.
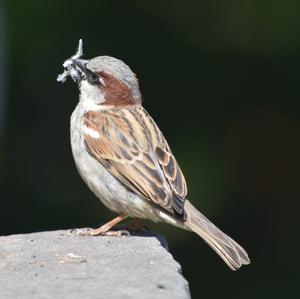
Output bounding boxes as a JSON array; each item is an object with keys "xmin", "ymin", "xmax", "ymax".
[{"xmin": 0, "ymin": 229, "xmax": 190, "ymax": 299}]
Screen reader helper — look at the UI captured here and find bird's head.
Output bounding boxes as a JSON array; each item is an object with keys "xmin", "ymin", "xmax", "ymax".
[{"xmin": 57, "ymin": 39, "xmax": 141, "ymax": 106}]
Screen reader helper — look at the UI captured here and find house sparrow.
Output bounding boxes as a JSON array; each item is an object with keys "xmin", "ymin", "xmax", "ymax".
[{"xmin": 57, "ymin": 40, "xmax": 250, "ymax": 270}]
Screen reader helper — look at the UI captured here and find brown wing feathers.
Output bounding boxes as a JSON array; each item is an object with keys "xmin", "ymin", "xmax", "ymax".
[
  {"xmin": 137, "ymin": 108, "xmax": 187, "ymax": 213},
  {"xmin": 83, "ymin": 106, "xmax": 251, "ymax": 269},
  {"xmin": 83, "ymin": 106, "xmax": 187, "ymax": 216}
]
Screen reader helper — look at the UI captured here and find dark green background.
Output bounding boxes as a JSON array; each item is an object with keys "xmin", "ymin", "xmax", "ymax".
[{"xmin": 1, "ymin": 0, "xmax": 299, "ymax": 297}]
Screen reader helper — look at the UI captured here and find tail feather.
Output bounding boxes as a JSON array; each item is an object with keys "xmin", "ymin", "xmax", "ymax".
[{"xmin": 184, "ymin": 200, "xmax": 250, "ymax": 270}]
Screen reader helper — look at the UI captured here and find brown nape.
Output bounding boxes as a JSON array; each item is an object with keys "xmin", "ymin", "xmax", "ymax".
[{"xmin": 99, "ymin": 71, "xmax": 137, "ymax": 106}]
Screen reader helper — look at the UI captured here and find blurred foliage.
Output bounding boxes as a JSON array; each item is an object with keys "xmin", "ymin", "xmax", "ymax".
[
  {"xmin": 134, "ymin": 0, "xmax": 300, "ymax": 55},
  {"xmin": 1, "ymin": 0, "xmax": 300, "ymax": 298}
]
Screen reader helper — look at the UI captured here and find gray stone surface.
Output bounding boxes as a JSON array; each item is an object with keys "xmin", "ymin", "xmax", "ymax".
[{"xmin": 0, "ymin": 229, "xmax": 190, "ymax": 299}]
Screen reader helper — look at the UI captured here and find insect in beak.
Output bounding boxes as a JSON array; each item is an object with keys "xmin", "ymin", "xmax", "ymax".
[{"xmin": 57, "ymin": 39, "xmax": 89, "ymax": 83}]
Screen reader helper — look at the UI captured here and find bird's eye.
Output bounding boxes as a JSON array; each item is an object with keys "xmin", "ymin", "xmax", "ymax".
[{"xmin": 87, "ymin": 72, "xmax": 100, "ymax": 85}]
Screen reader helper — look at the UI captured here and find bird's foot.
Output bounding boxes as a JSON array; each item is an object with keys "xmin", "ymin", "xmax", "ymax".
[
  {"xmin": 70, "ymin": 227, "xmax": 130, "ymax": 237},
  {"xmin": 100, "ymin": 230, "xmax": 131, "ymax": 237},
  {"xmin": 70, "ymin": 228, "xmax": 93, "ymax": 236},
  {"xmin": 70, "ymin": 215, "xmax": 129, "ymax": 237}
]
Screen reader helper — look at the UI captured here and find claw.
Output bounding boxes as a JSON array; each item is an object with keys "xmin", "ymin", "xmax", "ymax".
[
  {"xmin": 103, "ymin": 230, "xmax": 131, "ymax": 237},
  {"xmin": 70, "ymin": 228, "xmax": 93, "ymax": 236},
  {"xmin": 70, "ymin": 228, "xmax": 130, "ymax": 237}
]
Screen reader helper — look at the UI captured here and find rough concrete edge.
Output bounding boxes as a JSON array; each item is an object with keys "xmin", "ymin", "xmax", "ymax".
[{"xmin": 0, "ymin": 228, "xmax": 191, "ymax": 299}]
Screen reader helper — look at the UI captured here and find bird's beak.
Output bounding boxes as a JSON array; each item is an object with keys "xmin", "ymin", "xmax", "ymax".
[
  {"xmin": 57, "ymin": 58, "xmax": 89, "ymax": 83},
  {"xmin": 57, "ymin": 39, "xmax": 89, "ymax": 83},
  {"xmin": 70, "ymin": 58, "xmax": 89, "ymax": 82}
]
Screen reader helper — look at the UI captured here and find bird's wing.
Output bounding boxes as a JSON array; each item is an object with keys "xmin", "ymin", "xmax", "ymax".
[{"xmin": 83, "ymin": 105, "xmax": 187, "ymax": 215}]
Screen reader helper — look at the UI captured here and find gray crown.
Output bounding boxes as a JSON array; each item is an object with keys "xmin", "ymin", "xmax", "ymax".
[{"xmin": 87, "ymin": 56, "xmax": 141, "ymax": 102}]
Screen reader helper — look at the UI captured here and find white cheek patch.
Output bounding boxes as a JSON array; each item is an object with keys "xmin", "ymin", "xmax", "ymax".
[
  {"xmin": 80, "ymin": 80, "xmax": 104, "ymax": 104},
  {"xmin": 83, "ymin": 124, "xmax": 100, "ymax": 139}
]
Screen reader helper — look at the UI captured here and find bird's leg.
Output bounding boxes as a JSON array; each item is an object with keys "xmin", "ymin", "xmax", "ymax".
[
  {"xmin": 88, "ymin": 215, "xmax": 128, "ymax": 236},
  {"xmin": 72, "ymin": 215, "xmax": 129, "ymax": 237}
]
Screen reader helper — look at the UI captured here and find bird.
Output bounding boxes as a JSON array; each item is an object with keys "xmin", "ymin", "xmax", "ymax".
[{"xmin": 57, "ymin": 39, "xmax": 250, "ymax": 270}]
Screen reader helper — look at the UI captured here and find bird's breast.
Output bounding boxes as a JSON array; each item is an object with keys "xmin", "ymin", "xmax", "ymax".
[{"xmin": 69, "ymin": 103, "xmax": 163, "ymax": 220}]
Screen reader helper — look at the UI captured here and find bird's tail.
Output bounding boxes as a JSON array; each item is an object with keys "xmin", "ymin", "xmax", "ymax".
[{"xmin": 184, "ymin": 200, "xmax": 250, "ymax": 270}]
